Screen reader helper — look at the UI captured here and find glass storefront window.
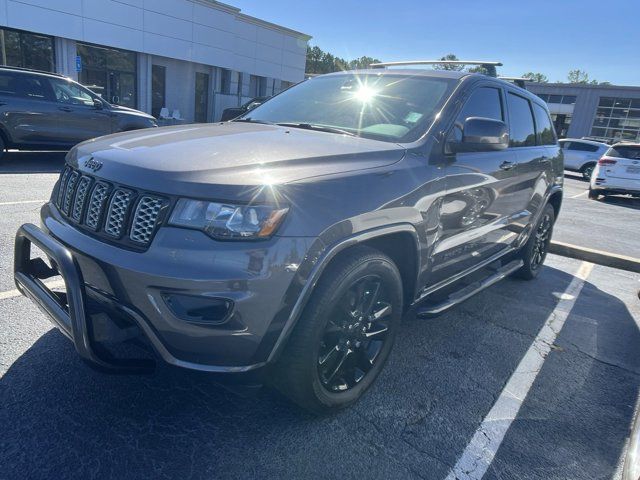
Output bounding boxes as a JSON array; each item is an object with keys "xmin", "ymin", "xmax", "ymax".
[
  {"xmin": 591, "ymin": 96, "xmax": 640, "ymax": 143},
  {"xmin": 0, "ymin": 28, "xmax": 54, "ymax": 72},
  {"xmin": 77, "ymin": 43, "xmax": 137, "ymax": 108}
]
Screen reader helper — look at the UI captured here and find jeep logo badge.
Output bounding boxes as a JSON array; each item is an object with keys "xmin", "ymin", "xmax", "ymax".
[{"xmin": 84, "ymin": 157, "xmax": 103, "ymax": 172}]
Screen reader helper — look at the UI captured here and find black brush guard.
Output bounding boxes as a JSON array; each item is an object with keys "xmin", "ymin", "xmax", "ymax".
[{"xmin": 14, "ymin": 223, "xmax": 154, "ymax": 373}]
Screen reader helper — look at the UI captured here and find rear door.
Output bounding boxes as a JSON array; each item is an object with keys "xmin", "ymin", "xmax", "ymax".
[
  {"xmin": 564, "ymin": 140, "xmax": 601, "ymax": 170},
  {"xmin": 602, "ymin": 144, "xmax": 640, "ymax": 181},
  {"xmin": 432, "ymin": 84, "xmax": 523, "ymax": 284}
]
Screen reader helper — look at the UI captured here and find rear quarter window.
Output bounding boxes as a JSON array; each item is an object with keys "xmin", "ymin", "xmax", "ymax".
[
  {"xmin": 607, "ymin": 145, "xmax": 640, "ymax": 159},
  {"xmin": 532, "ymin": 103, "xmax": 557, "ymax": 145}
]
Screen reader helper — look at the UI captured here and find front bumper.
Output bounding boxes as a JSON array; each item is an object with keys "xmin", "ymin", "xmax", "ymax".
[{"xmin": 15, "ymin": 203, "xmax": 318, "ymax": 373}]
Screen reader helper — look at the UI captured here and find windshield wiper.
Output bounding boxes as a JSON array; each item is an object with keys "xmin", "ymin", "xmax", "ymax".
[
  {"xmin": 232, "ymin": 117, "xmax": 275, "ymax": 125},
  {"xmin": 276, "ymin": 123, "xmax": 357, "ymax": 137}
]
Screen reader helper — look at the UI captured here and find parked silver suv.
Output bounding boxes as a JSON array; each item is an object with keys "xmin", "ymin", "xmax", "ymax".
[
  {"xmin": 15, "ymin": 64, "xmax": 563, "ymax": 413},
  {"xmin": 0, "ymin": 66, "xmax": 157, "ymax": 159}
]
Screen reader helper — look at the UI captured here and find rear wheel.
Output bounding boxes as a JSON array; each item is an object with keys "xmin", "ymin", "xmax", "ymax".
[
  {"xmin": 271, "ymin": 246, "xmax": 403, "ymax": 414},
  {"xmin": 515, "ymin": 204, "xmax": 555, "ymax": 280},
  {"xmin": 581, "ymin": 162, "xmax": 596, "ymax": 181},
  {"xmin": 588, "ymin": 188, "xmax": 599, "ymax": 200}
]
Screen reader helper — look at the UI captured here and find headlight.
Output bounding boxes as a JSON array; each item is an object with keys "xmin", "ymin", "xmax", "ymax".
[{"xmin": 168, "ymin": 199, "xmax": 288, "ymax": 240}]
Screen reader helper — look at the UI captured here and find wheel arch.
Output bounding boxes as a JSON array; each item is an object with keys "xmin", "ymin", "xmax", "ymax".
[
  {"xmin": 547, "ymin": 188, "xmax": 563, "ymax": 220},
  {"xmin": 267, "ymin": 224, "xmax": 421, "ymax": 364}
]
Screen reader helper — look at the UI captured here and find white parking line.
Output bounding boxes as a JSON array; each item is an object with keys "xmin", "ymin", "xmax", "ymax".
[
  {"xmin": 445, "ymin": 261, "xmax": 594, "ymax": 480},
  {"xmin": 569, "ymin": 191, "xmax": 588, "ymax": 199},
  {"xmin": 0, "ymin": 279, "xmax": 65, "ymax": 301},
  {"xmin": 0, "ymin": 199, "xmax": 45, "ymax": 206}
]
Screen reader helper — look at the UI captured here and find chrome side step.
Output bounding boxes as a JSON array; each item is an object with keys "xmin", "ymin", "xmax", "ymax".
[{"xmin": 417, "ymin": 259, "xmax": 524, "ymax": 317}]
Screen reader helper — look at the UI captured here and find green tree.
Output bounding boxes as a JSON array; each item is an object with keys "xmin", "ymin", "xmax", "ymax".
[
  {"xmin": 522, "ymin": 72, "xmax": 548, "ymax": 83},
  {"xmin": 305, "ymin": 45, "xmax": 379, "ymax": 74},
  {"xmin": 434, "ymin": 54, "xmax": 465, "ymax": 71},
  {"xmin": 348, "ymin": 56, "xmax": 381, "ymax": 70},
  {"xmin": 567, "ymin": 69, "xmax": 591, "ymax": 84}
]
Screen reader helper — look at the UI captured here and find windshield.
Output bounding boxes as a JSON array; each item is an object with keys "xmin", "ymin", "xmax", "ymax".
[{"xmin": 241, "ymin": 73, "xmax": 456, "ymax": 143}]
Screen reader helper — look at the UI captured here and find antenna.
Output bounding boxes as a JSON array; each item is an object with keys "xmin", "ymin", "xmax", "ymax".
[{"xmin": 370, "ymin": 60, "xmax": 503, "ymax": 77}]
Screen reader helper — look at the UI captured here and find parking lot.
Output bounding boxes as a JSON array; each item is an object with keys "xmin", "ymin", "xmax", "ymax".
[{"xmin": 1, "ymin": 153, "xmax": 640, "ymax": 480}]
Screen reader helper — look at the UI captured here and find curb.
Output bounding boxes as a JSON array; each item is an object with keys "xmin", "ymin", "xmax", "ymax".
[{"xmin": 550, "ymin": 241, "xmax": 640, "ymax": 274}]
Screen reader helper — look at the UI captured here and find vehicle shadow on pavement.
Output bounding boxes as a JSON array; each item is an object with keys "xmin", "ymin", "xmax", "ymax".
[
  {"xmin": 597, "ymin": 195, "xmax": 640, "ymax": 211},
  {"xmin": 0, "ymin": 152, "xmax": 66, "ymax": 174},
  {"xmin": 1, "ymin": 265, "xmax": 638, "ymax": 480}
]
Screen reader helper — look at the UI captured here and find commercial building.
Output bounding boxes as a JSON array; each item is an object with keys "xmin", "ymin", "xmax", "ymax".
[
  {"xmin": 0, "ymin": 0, "xmax": 310, "ymax": 122},
  {"xmin": 527, "ymin": 82, "xmax": 640, "ymax": 143}
]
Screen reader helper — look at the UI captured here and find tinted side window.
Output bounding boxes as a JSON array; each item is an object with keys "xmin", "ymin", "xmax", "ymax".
[
  {"xmin": 0, "ymin": 72, "xmax": 17, "ymax": 96},
  {"xmin": 457, "ymin": 87, "xmax": 503, "ymax": 123},
  {"xmin": 568, "ymin": 142, "xmax": 599, "ymax": 152},
  {"xmin": 507, "ymin": 93, "xmax": 536, "ymax": 147},
  {"xmin": 532, "ymin": 103, "xmax": 557, "ymax": 145},
  {"xmin": 48, "ymin": 78, "xmax": 94, "ymax": 106},
  {"xmin": 16, "ymin": 75, "xmax": 50, "ymax": 101}
]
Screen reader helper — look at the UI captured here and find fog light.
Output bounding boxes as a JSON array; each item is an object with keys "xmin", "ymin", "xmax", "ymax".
[{"xmin": 162, "ymin": 294, "xmax": 233, "ymax": 325}]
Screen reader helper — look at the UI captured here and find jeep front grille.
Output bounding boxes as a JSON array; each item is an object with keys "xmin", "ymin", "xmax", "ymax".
[
  {"xmin": 130, "ymin": 196, "xmax": 164, "ymax": 244},
  {"xmin": 55, "ymin": 166, "xmax": 166, "ymax": 249}
]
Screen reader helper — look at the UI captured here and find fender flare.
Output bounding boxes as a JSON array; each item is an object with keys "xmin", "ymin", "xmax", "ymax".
[{"xmin": 266, "ymin": 223, "xmax": 421, "ymax": 363}]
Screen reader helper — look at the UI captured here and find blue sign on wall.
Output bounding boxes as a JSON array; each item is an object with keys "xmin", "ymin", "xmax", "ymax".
[{"xmin": 75, "ymin": 55, "xmax": 82, "ymax": 72}]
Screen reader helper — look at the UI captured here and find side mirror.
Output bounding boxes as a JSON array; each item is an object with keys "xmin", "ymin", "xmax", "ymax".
[
  {"xmin": 93, "ymin": 99, "xmax": 104, "ymax": 110},
  {"xmin": 448, "ymin": 117, "xmax": 509, "ymax": 153}
]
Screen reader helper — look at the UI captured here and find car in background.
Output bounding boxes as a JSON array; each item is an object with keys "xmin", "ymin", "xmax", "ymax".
[
  {"xmin": 0, "ymin": 66, "xmax": 157, "ymax": 160},
  {"xmin": 589, "ymin": 143, "xmax": 640, "ymax": 199},
  {"xmin": 220, "ymin": 96, "xmax": 270, "ymax": 121},
  {"xmin": 559, "ymin": 138, "xmax": 609, "ymax": 181}
]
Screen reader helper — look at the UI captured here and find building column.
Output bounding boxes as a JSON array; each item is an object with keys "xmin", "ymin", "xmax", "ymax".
[
  {"xmin": 137, "ymin": 53, "xmax": 151, "ymax": 114},
  {"xmin": 54, "ymin": 37, "xmax": 77, "ymax": 80}
]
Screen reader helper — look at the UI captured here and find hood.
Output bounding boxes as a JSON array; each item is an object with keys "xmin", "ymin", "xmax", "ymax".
[
  {"xmin": 110, "ymin": 104, "xmax": 155, "ymax": 119},
  {"xmin": 70, "ymin": 122, "xmax": 405, "ymax": 198}
]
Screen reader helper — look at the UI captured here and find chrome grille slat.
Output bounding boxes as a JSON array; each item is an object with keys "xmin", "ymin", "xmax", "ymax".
[
  {"xmin": 62, "ymin": 171, "xmax": 79, "ymax": 215},
  {"xmin": 85, "ymin": 182, "xmax": 110, "ymax": 230},
  {"xmin": 56, "ymin": 166, "xmax": 72, "ymax": 207},
  {"xmin": 130, "ymin": 196, "xmax": 163, "ymax": 243},
  {"xmin": 71, "ymin": 176, "xmax": 92, "ymax": 222},
  {"xmin": 104, "ymin": 189, "xmax": 133, "ymax": 238}
]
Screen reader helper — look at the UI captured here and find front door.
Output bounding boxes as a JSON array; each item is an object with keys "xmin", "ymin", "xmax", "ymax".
[
  {"xmin": 430, "ymin": 84, "xmax": 527, "ymax": 284},
  {"xmin": 46, "ymin": 77, "xmax": 112, "ymax": 145}
]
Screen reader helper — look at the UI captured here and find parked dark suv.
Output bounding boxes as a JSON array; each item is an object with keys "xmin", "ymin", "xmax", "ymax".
[
  {"xmin": 14, "ymin": 64, "xmax": 562, "ymax": 413},
  {"xmin": 0, "ymin": 67, "xmax": 156, "ymax": 158}
]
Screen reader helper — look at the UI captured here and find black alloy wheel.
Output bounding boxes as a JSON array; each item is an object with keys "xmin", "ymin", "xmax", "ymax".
[
  {"xmin": 272, "ymin": 246, "xmax": 403, "ymax": 414},
  {"xmin": 317, "ymin": 274, "xmax": 392, "ymax": 392},
  {"xmin": 515, "ymin": 203, "xmax": 555, "ymax": 280}
]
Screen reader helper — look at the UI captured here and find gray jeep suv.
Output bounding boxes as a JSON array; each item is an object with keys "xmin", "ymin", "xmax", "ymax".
[
  {"xmin": 14, "ymin": 67, "xmax": 563, "ymax": 413},
  {"xmin": 0, "ymin": 66, "xmax": 156, "ymax": 158}
]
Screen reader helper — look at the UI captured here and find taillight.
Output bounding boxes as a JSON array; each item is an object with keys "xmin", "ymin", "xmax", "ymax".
[{"xmin": 598, "ymin": 157, "xmax": 617, "ymax": 165}]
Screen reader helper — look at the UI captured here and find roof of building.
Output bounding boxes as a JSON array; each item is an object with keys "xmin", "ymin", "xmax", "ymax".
[{"xmin": 202, "ymin": 1, "xmax": 311, "ymax": 39}]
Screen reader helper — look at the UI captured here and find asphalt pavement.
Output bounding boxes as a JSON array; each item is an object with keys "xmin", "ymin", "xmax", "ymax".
[{"xmin": 1, "ymin": 153, "xmax": 639, "ymax": 480}]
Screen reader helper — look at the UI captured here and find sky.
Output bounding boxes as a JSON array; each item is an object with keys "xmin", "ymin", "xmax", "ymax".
[{"xmin": 229, "ymin": 0, "xmax": 640, "ymax": 86}]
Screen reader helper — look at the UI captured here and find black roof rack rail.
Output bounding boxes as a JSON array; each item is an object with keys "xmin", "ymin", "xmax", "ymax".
[
  {"xmin": 498, "ymin": 76, "xmax": 528, "ymax": 89},
  {"xmin": 370, "ymin": 60, "xmax": 503, "ymax": 77},
  {"xmin": 0, "ymin": 65, "xmax": 66, "ymax": 77}
]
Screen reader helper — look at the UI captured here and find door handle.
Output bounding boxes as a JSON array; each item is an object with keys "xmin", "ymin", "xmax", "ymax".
[
  {"xmin": 499, "ymin": 161, "xmax": 516, "ymax": 171},
  {"xmin": 58, "ymin": 106, "xmax": 73, "ymax": 112}
]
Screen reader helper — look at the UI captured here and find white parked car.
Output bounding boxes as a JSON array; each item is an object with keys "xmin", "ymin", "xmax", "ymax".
[
  {"xmin": 589, "ymin": 143, "xmax": 640, "ymax": 199},
  {"xmin": 559, "ymin": 138, "xmax": 609, "ymax": 180}
]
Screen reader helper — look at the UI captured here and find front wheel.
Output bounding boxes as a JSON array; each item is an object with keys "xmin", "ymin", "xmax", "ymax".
[
  {"xmin": 515, "ymin": 204, "xmax": 555, "ymax": 280},
  {"xmin": 588, "ymin": 188, "xmax": 600, "ymax": 200},
  {"xmin": 271, "ymin": 246, "xmax": 403, "ymax": 414}
]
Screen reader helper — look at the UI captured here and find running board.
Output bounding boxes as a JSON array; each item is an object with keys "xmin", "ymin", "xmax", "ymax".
[{"xmin": 417, "ymin": 259, "xmax": 524, "ymax": 317}]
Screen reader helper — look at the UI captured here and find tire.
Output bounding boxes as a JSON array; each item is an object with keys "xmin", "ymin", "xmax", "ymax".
[
  {"xmin": 515, "ymin": 204, "xmax": 555, "ymax": 280},
  {"xmin": 271, "ymin": 246, "xmax": 403, "ymax": 414},
  {"xmin": 588, "ymin": 188, "xmax": 599, "ymax": 200},
  {"xmin": 580, "ymin": 162, "xmax": 596, "ymax": 181}
]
